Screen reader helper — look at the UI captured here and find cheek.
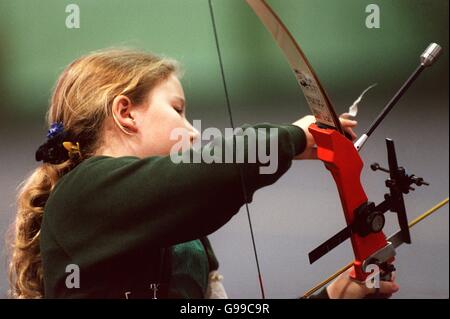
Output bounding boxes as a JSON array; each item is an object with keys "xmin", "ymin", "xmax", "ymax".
[
  {"xmin": 157, "ymin": 113, "xmax": 185, "ymax": 140},
  {"xmin": 141, "ymin": 110, "xmax": 187, "ymax": 156}
]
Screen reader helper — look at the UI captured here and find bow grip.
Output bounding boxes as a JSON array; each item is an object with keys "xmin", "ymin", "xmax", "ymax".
[{"xmin": 309, "ymin": 123, "xmax": 389, "ymax": 281}]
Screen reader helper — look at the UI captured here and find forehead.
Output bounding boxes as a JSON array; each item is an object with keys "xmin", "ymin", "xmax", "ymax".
[{"xmin": 158, "ymin": 73, "xmax": 184, "ymax": 98}]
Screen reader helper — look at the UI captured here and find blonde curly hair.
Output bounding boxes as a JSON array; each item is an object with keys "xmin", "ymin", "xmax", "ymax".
[{"xmin": 8, "ymin": 48, "xmax": 179, "ymax": 298}]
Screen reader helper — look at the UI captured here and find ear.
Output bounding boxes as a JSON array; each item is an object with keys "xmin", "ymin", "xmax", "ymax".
[{"xmin": 111, "ymin": 95, "xmax": 138, "ymax": 135}]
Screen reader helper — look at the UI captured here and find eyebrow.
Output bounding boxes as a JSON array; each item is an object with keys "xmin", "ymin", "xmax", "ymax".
[{"xmin": 173, "ymin": 96, "xmax": 185, "ymax": 106}]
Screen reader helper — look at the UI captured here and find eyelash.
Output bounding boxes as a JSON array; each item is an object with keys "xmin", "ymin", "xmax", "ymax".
[{"xmin": 174, "ymin": 106, "xmax": 184, "ymax": 114}]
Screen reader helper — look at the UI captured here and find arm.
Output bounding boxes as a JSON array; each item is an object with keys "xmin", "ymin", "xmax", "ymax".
[{"xmin": 46, "ymin": 123, "xmax": 307, "ymax": 262}]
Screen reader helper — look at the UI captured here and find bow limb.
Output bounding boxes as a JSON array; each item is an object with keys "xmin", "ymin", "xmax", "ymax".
[{"xmin": 246, "ymin": 0, "xmax": 343, "ymax": 133}]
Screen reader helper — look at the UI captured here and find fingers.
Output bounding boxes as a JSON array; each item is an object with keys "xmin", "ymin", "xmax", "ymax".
[
  {"xmin": 344, "ymin": 128, "xmax": 357, "ymax": 141},
  {"xmin": 390, "ymin": 272, "xmax": 396, "ymax": 282},
  {"xmin": 339, "ymin": 117, "xmax": 358, "ymax": 127},
  {"xmin": 340, "ymin": 112, "xmax": 354, "ymax": 120},
  {"xmin": 339, "ymin": 117, "xmax": 358, "ymax": 141},
  {"xmin": 378, "ymin": 280, "xmax": 400, "ymax": 296}
]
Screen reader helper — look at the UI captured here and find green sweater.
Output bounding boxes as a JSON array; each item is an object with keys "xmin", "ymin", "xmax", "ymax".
[{"xmin": 40, "ymin": 123, "xmax": 307, "ymax": 298}]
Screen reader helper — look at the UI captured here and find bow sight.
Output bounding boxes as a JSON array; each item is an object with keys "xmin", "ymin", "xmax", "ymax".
[{"xmin": 309, "ymin": 138, "xmax": 430, "ymax": 278}]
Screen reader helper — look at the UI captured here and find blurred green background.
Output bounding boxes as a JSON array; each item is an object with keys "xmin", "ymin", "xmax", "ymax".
[
  {"xmin": 0, "ymin": 0, "xmax": 448, "ymax": 298},
  {"xmin": 0, "ymin": 0, "xmax": 448, "ymax": 123}
]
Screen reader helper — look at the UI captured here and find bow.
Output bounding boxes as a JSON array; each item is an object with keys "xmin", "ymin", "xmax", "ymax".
[{"xmin": 208, "ymin": 0, "xmax": 446, "ymax": 298}]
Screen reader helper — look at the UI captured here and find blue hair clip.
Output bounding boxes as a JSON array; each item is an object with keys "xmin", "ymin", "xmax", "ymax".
[
  {"xmin": 36, "ymin": 121, "xmax": 79, "ymax": 164},
  {"xmin": 47, "ymin": 122, "xmax": 64, "ymax": 139}
]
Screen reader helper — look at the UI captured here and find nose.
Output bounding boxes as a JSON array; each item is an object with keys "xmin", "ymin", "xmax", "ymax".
[
  {"xmin": 185, "ymin": 120, "xmax": 200, "ymax": 144},
  {"xmin": 190, "ymin": 127, "xmax": 200, "ymax": 144}
]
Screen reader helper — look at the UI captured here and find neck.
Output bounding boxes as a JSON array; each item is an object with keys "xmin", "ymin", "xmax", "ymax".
[{"xmin": 95, "ymin": 128, "xmax": 140, "ymax": 158}]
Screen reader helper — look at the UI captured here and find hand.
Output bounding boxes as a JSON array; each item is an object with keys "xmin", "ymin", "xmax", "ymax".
[
  {"xmin": 339, "ymin": 114, "xmax": 358, "ymax": 141},
  {"xmin": 292, "ymin": 114, "xmax": 358, "ymax": 160},
  {"xmin": 292, "ymin": 115, "xmax": 317, "ymax": 159},
  {"xmin": 326, "ymin": 268, "xmax": 400, "ymax": 299}
]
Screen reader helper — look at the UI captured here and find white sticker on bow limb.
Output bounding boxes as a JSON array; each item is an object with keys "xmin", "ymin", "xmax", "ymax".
[
  {"xmin": 365, "ymin": 4, "xmax": 380, "ymax": 29},
  {"xmin": 294, "ymin": 69, "xmax": 335, "ymax": 127},
  {"xmin": 294, "ymin": 70, "xmax": 319, "ymax": 94},
  {"xmin": 65, "ymin": 4, "xmax": 80, "ymax": 29}
]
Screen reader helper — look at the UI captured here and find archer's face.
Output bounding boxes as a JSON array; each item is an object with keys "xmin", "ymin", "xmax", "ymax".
[{"xmin": 134, "ymin": 74, "xmax": 199, "ymax": 157}]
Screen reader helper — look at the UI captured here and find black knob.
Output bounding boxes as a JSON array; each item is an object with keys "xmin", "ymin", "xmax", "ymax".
[
  {"xmin": 386, "ymin": 179, "xmax": 396, "ymax": 188},
  {"xmin": 366, "ymin": 211, "xmax": 385, "ymax": 233},
  {"xmin": 410, "ymin": 175, "xmax": 430, "ymax": 186}
]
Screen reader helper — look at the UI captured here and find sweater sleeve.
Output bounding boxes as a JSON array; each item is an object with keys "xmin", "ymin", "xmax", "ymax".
[{"xmin": 45, "ymin": 123, "xmax": 306, "ymax": 265}]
